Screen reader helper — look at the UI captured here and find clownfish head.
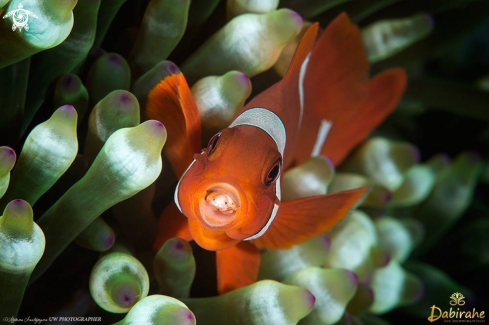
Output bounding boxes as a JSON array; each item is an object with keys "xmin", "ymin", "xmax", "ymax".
[{"xmin": 175, "ymin": 108, "xmax": 285, "ymax": 250}]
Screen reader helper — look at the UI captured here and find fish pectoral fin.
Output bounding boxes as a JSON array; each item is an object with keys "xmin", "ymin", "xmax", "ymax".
[
  {"xmin": 216, "ymin": 241, "xmax": 261, "ymax": 294},
  {"xmin": 251, "ymin": 187, "xmax": 369, "ymax": 250},
  {"xmin": 154, "ymin": 202, "xmax": 193, "ymax": 252},
  {"xmin": 145, "ymin": 63, "xmax": 202, "ymax": 178}
]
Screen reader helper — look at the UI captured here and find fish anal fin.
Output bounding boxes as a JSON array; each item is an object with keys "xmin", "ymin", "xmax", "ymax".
[
  {"xmin": 146, "ymin": 68, "xmax": 201, "ymax": 178},
  {"xmin": 216, "ymin": 241, "xmax": 261, "ymax": 294},
  {"xmin": 251, "ymin": 187, "xmax": 369, "ymax": 250}
]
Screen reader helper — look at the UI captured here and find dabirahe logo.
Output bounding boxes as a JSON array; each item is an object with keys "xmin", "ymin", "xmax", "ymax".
[{"xmin": 428, "ymin": 292, "xmax": 485, "ymax": 323}]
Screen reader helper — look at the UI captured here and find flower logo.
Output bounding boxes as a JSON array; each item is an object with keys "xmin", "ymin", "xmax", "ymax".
[
  {"xmin": 449, "ymin": 292, "xmax": 466, "ymax": 306},
  {"xmin": 2, "ymin": 3, "xmax": 38, "ymax": 32}
]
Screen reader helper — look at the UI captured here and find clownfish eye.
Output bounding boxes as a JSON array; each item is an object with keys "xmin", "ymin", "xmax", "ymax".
[
  {"xmin": 207, "ymin": 132, "xmax": 221, "ymax": 156},
  {"xmin": 265, "ymin": 159, "xmax": 281, "ymax": 186}
]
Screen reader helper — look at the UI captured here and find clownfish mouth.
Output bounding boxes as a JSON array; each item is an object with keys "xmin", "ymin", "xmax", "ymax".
[{"xmin": 198, "ymin": 184, "xmax": 242, "ymax": 228}]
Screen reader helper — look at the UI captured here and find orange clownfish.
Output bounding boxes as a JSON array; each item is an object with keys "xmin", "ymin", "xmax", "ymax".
[{"xmin": 147, "ymin": 13, "xmax": 407, "ymax": 294}]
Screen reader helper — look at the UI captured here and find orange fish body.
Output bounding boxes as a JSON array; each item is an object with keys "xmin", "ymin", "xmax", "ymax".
[{"xmin": 147, "ymin": 13, "xmax": 407, "ymax": 293}]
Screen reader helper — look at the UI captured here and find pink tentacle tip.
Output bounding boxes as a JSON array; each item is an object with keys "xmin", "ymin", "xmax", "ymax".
[
  {"xmin": 58, "ymin": 104, "xmax": 76, "ymax": 114},
  {"xmin": 90, "ymin": 47, "xmax": 106, "ymax": 57},
  {"xmin": 346, "ymin": 270, "xmax": 358, "ymax": 284},
  {"xmin": 177, "ymin": 308, "xmax": 195, "ymax": 324},
  {"xmin": 105, "ymin": 235, "xmax": 115, "ymax": 249},
  {"xmin": 151, "ymin": 120, "xmax": 165, "ymax": 129},
  {"xmin": 290, "ymin": 10, "xmax": 303, "ymax": 25},
  {"xmin": 236, "ymin": 71, "xmax": 251, "ymax": 85},
  {"xmin": 167, "ymin": 62, "xmax": 180, "ymax": 74},
  {"xmin": 411, "ymin": 146, "xmax": 421, "ymax": 164},
  {"xmin": 367, "ymin": 287, "xmax": 375, "ymax": 299},
  {"xmin": 320, "ymin": 235, "xmax": 331, "ymax": 250},
  {"xmin": 175, "ymin": 240, "xmax": 185, "ymax": 251},
  {"xmin": 107, "ymin": 53, "xmax": 123, "ymax": 65},
  {"xmin": 61, "ymin": 75, "xmax": 78, "ymax": 89},
  {"xmin": 146, "ymin": 120, "xmax": 167, "ymax": 137},
  {"xmin": 305, "ymin": 290, "xmax": 316, "ymax": 310},
  {"xmin": 118, "ymin": 92, "xmax": 133, "ymax": 105},
  {"xmin": 383, "ymin": 191, "xmax": 393, "ymax": 203},
  {"xmin": 1, "ymin": 146, "xmax": 16, "ymax": 158}
]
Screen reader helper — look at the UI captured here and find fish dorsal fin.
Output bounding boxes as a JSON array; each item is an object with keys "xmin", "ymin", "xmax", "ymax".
[
  {"xmin": 251, "ymin": 187, "xmax": 369, "ymax": 250},
  {"xmin": 282, "ymin": 23, "xmax": 319, "ymax": 99},
  {"xmin": 241, "ymin": 24, "xmax": 318, "ymax": 118},
  {"xmin": 282, "ymin": 23, "xmax": 319, "ymax": 133},
  {"xmin": 146, "ymin": 66, "xmax": 201, "ymax": 178}
]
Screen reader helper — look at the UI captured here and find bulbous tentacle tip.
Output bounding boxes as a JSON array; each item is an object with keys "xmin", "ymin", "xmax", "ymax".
[
  {"xmin": 104, "ymin": 234, "xmax": 116, "ymax": 250},
  {"xmin": 0, "ymin": 146, "xmax": 17, "ymax": 171},
  {"xmin": 319, "ymin": 234, "xmax": 331, "ymax": 250},
  {"xmin": 4, "ymin": 199, "xmax": 32, "ymax": 215},
  {"xmin": 117, "ymin": 91, "xmax": 135, "ymax": 105},
  {"xmin": 107, "ymin": 53, "xmax": 125, "ymax": 65},
  {"xmin": 59, "ymin": 74, "xmax": 82, "ymax": 91},
  {"xmin": 269, "ymin": 9, "xmax": 304, "ymax": 42},
  {"xmin": 305, "ymin": 289, "xmax": 316, "ymax": 309},
  {"xmin": 177, "ymin": 308, "xmax": 196, "ymax": 325},
  {"xmin": 346, "ymin": 270, "xmax": 359, "ymax": 285},
  {"xmin": 162, "ymin": 237, "xmax": 193, "ymax": 260},
  {"xmin": 422, "ymin": 13, "xmax": 435, "ymax": 29},
  {"xmin": 90, "ymin": 47, "xmax": 106, "ymax": 57},
  {"xmin": 1, "ymin": 199, "xmax": 35, "ymax": 233},
  {"xmin": 145, "ymin": 120, "xmax": 167, "ymax": 139},
  {"xmin": 167, "ymin": 61, "xmax": 180, "ymax": 74},
  {"xmin": 289, "ymin": 10, "xmax": 304, "ymax": 25},
  {"xmin": 56, "ymin": 104, "xmax": 77, "ymax": 115},
  {"xmin": 219, "ymin": 71, "xmax": 252, "ymax": 102},
  {"xmin": 235, "ymin": 71, "xmax": 249, "ymax": 81},
  {"xmin": 90, "ymin": 252, "xmax": 149, "ymax": 313}
]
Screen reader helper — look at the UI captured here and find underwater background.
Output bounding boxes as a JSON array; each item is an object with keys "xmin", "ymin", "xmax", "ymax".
[{"xmin": 0, "ymin": 0, "xmax": 488, "ymax": 324}]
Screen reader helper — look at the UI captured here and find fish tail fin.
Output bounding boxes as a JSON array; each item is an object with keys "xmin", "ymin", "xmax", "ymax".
[
  {"xmin": 322, "ymin": 68, "xmax": 407, "ymax": 161},
  {"xmin": 304, "ymin": 13, "xmax": 407, "ymax": 165}
]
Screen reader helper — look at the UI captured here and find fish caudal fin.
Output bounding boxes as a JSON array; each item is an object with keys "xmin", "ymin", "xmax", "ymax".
[
  {"xmin": 216, "ymin": 241, "xmax": 261, "ymax": 294},
  {"xmin": 251, "ymin": 187, "xmax": 369, "ymax": 250},
  {"xmin": 154, "ymin": 202, "xmax": 193, "ymax": 251},
  {"xmin": 303, "ymin": 13, "xmax": 407, "ymax": 165},
  {"xmin": 321, "ymin": 68, "xmax": 407, "ymax": 163},
  {"xmin": 145, "ymin": 63, "xmax": 202, "ymax": 178}
]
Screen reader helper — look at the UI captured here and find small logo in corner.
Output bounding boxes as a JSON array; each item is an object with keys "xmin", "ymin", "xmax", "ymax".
[
  {"xmin": 450, "ymin": 292, "xmax": 466, "ymax": 306},
  {"xmin": 428, "ymin": 292, "xmax": 485, "ymax": 323},
  {"xmin": 2, "ymin": 3, "xmax": 38, "ymax": 32}
]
